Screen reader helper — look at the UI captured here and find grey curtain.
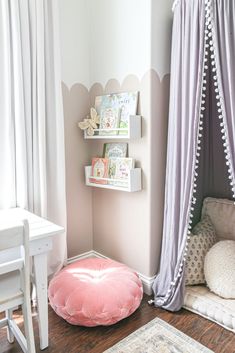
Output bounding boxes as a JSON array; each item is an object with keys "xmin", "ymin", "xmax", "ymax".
[
  {"xmin": 213, "ymin": 0, "xmax": 235, "ymax": 197},
  {"xmin": 153, "ymin": 0, "xmax": 235, "ymax": 311}
]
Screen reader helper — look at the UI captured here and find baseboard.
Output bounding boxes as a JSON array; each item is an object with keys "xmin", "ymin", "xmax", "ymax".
[
  {"xmin": 67, "ymin": 250, "xmax": 95, "ymax": 263},
  {"xmin": 137, "ymin": 273, "xmax": 155, "ymax": 296},
  {"xmin": 67, "ymin": 250, "xmax": 155, "ymax": 296}
]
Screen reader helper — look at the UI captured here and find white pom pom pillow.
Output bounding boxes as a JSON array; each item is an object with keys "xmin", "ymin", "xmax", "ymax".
[
  {"xmin": 204, "ymin": 240, "xmax": 235, "ymax": 299},
  {"xmin": 185, "ymin": 215, "xmax": 217, "ymax": 285}
]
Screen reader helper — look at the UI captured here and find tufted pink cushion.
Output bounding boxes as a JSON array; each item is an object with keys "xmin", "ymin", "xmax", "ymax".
[{"xmin": 48, "ymin": 258, "xmax": 143, "ymax": 326}]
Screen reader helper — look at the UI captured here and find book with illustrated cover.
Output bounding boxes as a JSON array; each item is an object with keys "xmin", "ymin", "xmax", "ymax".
[
  {"xmin": 118, "ymin": 92, "xmax": 138, "ymax": 135},
  {"xmin": 95, "ymin": 91, "xmax": 138, "ymax": 135},
  {"xmin": 103, "ymin": 143, "xmax": 128, "ymax": 158},
  {"xmin": 90, "ymin": 158, "xmax": 109, "ymax": 184},
  {"xmin": 99, "ymin": 107, "xmax": 120, "ymax": 135},
  {"xmin": 108, "ymin": 157, "xmax": 135, "ymax": 187}
]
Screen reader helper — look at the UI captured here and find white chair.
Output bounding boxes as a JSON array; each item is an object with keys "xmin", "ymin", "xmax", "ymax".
[{"xmin": 0, "ymin": 220, "xmax": 36, "ymax": 353}]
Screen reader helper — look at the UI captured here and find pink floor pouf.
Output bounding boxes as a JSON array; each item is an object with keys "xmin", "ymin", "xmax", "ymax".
[{"xmin": 48, "ymin": 258, "xmax": 143, "ymax": 327}]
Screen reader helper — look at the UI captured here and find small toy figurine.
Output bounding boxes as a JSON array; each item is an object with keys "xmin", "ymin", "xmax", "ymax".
[{"xmin": 78, "ymin": 107, "xmax": 100, "ymax": 136}]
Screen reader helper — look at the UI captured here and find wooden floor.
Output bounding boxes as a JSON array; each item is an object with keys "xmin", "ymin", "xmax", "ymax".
[{"xmin": 1, "ymin": 295, "xmax": 235, "ymax": 353}]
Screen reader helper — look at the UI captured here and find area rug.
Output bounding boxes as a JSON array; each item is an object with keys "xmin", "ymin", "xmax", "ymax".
[{"xmin": 103, "ymin": 318, "xmax": 213, "ymax": 353}]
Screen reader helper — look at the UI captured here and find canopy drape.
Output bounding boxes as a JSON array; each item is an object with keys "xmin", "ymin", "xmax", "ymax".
[
  {"xmin": 153, "ymin": 0, "xmax": 235, "ymax": 311},
  {"xmin": 0, "ymin": 0, "xmax": 67, "ymax": 275},
  {"xmin": 213, "ymin": 0, "xmax": 235, "ymax": 193}
]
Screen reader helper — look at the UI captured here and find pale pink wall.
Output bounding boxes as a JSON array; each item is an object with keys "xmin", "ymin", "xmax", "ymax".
[
  {"xmin": 62, "ymin": 83, "xmax": 93, "ymax": 257},
  {"xmin": 90, "ymin": 73, "xmax": 151, "ymax": 275},
  {"xmin": 150, "ymin": 71, "xmax": 170, "ymax": 276},
  {"xmin": 150, "ymin": 0, "xmax": 172, "ymax": 276},
  {"xmin": 62, "ymin": 69, "xmax": 170, "ymax": 276},
  {"xmin": 90, "ymin": 71, "xmax": 170, "ymax": 277}
]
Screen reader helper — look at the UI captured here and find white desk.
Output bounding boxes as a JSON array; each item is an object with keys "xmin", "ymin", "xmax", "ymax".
[{"xmin": 0, "ymin": 208, "xmax": 64, "ymax": 350}]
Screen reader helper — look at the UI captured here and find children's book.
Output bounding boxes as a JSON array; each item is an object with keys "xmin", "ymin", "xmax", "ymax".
[
  {"xmin": 90, "ymin": 158, "xmax": 109, "ymax": 184},
  {"xmin": 103, "ymin": 143, "xmax": 128, "ymax": 158},
  {"xmin": 108, "ymin": 157, "xmax": 135, "ymax": 186},
  {"xmin": 95, "ymin": 92, "xmax": 138, "ymax": 135},
  {"xmin": 99, "ymin": 107, "xmax": 120, "ymax": 136},
  {"xmin": 118, "ymin": 92, "xmax": 138, "ymax": 135}
]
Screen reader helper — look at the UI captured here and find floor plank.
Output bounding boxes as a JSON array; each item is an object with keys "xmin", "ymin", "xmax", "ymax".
[{"xmin": 0, "ymin": 295, "xmax": 235, "ymax": 353}]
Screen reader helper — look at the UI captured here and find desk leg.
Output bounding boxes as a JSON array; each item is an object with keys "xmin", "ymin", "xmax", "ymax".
[{"xmin": 33, "ymin": 253, "xmax": 48, "ymax": 350}]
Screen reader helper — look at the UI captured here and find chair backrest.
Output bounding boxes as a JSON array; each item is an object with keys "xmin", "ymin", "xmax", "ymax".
[
  {"xmin": 0, "ymin": 222, "xmax": 25, "ymax": 250},
  {"xmin": 0, "ymin": 220, "xmax": 30, "ymax": 282},
  {"xmin": 0, "ymin": 220, "xmax": 35, "ymax": 353}
]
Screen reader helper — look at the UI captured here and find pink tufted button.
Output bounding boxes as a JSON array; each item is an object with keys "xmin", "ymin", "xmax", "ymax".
[{"xmin": 48, "ymin": 258, "xmax": 143, "ymax": 326}]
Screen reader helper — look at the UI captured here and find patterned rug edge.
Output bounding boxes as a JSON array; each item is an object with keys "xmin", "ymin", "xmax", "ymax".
[{"xmin": 103, "ymin": 317, "xmax": 214, "ymax": 353}]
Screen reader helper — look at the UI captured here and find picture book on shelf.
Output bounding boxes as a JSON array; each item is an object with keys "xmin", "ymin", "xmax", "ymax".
[
  {"xmin": 99, "ymin": 107, "xmax": 120, "ymax": 135},
  {"xmin": 95, "ymin": 91, "xmax": 138, "ymax": 135},
  {"xmin": 90, "ymin": 158, "xmax": 109, "ymax": 184},
  {"xmin": 108, "ymin": 157, "xmax": 135, "ymax": 187},
  {"xmin": 118, "ymin": 92, "xmax": 138, "ymax": 135},
  {"xmin": 103, "ymin": 143, "xmax": 128, "ymax": 158}
]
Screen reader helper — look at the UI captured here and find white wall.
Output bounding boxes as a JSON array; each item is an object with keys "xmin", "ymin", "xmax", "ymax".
[
  {"xmin": 59, "ymin": 0, "xmax": 90, "ymax": 88},
  {"xmin": 58, "ymin": 0, "xmax": 173, "ymax": 93},
  {"xmin": 89, "ymin": 0, "xmax": 151, "ymax": 86},
  {"xmin": 151, "ymin": 0, "xmax": 173, "ymax": 78}
]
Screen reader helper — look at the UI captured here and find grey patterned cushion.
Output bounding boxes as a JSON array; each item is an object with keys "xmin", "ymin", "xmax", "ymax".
[{"xmin": 185, "ymin": 215, "xmax": 217, "ymax": 285}]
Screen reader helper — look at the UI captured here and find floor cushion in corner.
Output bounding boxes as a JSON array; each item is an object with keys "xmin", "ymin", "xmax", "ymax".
[
  {"xmin": 184, "ymin": 285, "xmax": 235, "ymax": 332},
  {"xmin": 48, "ymin": 257, "xmax": 143, "ymax": 326}
]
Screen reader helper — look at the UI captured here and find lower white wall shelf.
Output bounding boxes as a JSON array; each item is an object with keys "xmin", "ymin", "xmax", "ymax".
[{"xmin": 85, "ymin": 166, "xmax": 142, "ymax": 192}]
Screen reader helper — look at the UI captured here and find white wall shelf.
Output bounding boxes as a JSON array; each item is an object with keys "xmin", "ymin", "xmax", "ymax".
[
  {"xmin": 85, "ymin": 166, "xmax": 142, "ymax": 192},
  {"xmin": 82, "ymin": 115, "xmax": 142, "ymax": 139}
]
